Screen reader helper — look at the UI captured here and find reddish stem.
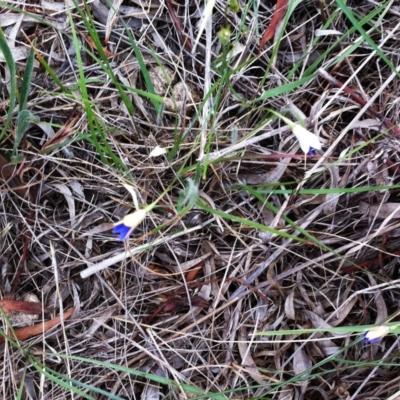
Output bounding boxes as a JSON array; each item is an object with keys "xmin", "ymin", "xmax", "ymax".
[
  {"xmin": 340, "ymin": 248, "xmax": 400, "ymax": 274},
  {"xmin": 165, "ymin": 0, "xmax": 193, "ymax": 51},
  {"xmin": 319, "ymin": 69, "xmax": 400, "ymax": 176},
  {"xmin": 319, "ymin": 69, "xmax": 400, "ymax": 136}
]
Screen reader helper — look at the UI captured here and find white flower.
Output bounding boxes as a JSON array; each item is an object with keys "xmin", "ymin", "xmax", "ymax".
[
  {"xmin": 291, "ymin": 124, "xmax": 322, "ymax": 155},
  {"xmin": 362, "ymin": 325, "xmax": 390, "ymax": 344}
]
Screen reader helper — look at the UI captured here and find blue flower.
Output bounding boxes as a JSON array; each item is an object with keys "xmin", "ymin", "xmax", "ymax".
[
  {"xmin": 362, "ymin": 326, "xmax": 389, "ymax": 344},
  {"xmin": 112, "ymin": 209, "xmax": 147, "ymax": 241},
  {"xmin": 112, "ymin": 223, "xmax": 132, "ymax": 241}
]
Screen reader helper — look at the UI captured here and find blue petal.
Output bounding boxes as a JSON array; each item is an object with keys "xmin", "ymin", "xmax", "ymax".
[
  {"xmin": 112, "ymin": 223, "xmax": 131, "ymax": 241},
  {"xmin": 362, "ymin": 331, "xmax": 381, "ymax": 344},
  {"xmin": 307, "ymin": 147, "xmax": 315, "ymax": 156}
]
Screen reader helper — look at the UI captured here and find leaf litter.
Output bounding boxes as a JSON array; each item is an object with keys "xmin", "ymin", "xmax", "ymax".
[{"xmin": 1, "ymin": 0, "xmax": 400, "ymax": 399}]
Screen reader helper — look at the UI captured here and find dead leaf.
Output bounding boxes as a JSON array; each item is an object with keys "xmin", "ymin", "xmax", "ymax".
[
  {"xmin": 52, "ymin": 183, "xmax": 76, "ymax": 223},
  {"xmin": 238, "ymin": 327, "xmax": 269, "ymax": 385},
  {"xmin": 0, "ymin": 46, "xmax": 29, "ymax": 62},
  {"xmin": 0, "ymin": 154, "xmax": 28, "ymax": 197},
  {"xmin": 149, "ymin": 145, "xmax": 168, "ymax": 157},
  {"xmin": 76, "ymin": 306, "xmax": 117, "ymax": 338},
  {"xmin": 323, "ymin": 165, "xmax": 340, "ymax": 216},
  {"xmin": 105, "ymin": 0, "xmax": 123, "ymax": 44},
  {"xmin": 147, "ymin": 296, "xmax": 208, "ymax": 322},
  {"xmin": 359, "ymin": 201, "xmax": 400, "ymax": 219},
  {"xmin": 86, "ymin": 35, "xmax": 116, "ymax": 57},
  {"xmin": 0, "ymin": 299, "xmax": 51, "ymax": 315},
  {"xmin": 0, "ymin": 307, "xmax": 75, "ymax": 342},
  {"xmin": 185, "ymin": 264, "xmax": 203, "ymax": 282},
  {"xmin": 0, "ymin": 13, "xmax": 36, "ymax": 28},
  {"xmin": 284, "ymin": 290, "xmax": 296, "ymax": 320},
  {"xmin": 41, "ymin": 0, "xmax": 65, "ymax": 11},
  {"xmin": 369, "ymin": 275, "xmax": 388, "ymax": 323},
  {"xmin": 293, "ymin": 345, "xmax": 312, "ymax": 393},
  {"xmin": 40, "ymin": 112, "xmax": 81, "ymax": 155},
  {"xmin": 259, "ymin": 0, "xmax": 289, "ymax": 52}
]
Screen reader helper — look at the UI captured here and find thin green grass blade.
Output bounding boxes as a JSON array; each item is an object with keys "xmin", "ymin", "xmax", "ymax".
[
  {"xmin": 197, "ymin": 201, "xmax": 306, "ymax": 243},
  {"xmin": 16, "ymin": 368, "xmax": 25, "ymax": 400},
  {"xmin": 261, "ymin": 0, "xmax": 304, "ymax": 84},
  {"xmin": 114, "ymin": 4, "xmax": 163, "ymax": 117},
  {"xmin": 66, "ymin": 5, "xmax": 129, "ymax": 174},
  {"xmin": 239, "ymin": 183, "xmax": 400, "ymax": 195},
  {"xmin": 44, "ymin": 354, "xmax": 228, "ymax": 400},
  {"xmin": 13, "ymin": 110, "xmax": 40, "ymax": 157},
  {"xmin": 253, "ymin": 74, "xmax": 316, "ymax": 102},
  {"xmin": 28, "ymin": 356, "xmax": 123, "ymax": 400},
  {"xmin": 0, "ymin": 28, "xmax": 16, "ymax": 143},
  {"xmin": 14, "ymin": 41, "xmax": 40, "ymax": 158},
  {"xmin": 286, "ymin": 7, "xmax": 342, "ymax": 79},
  {"xmin": 75, "ymin": 0, "xmax": 135, "ymax": 116},
  {"xmin": 335, "ymin": 0, "xmax": 400, "ymax": 77},
  {"xmin": 66, "ymin": 7, "xmax": 101, "ymax": 153},
  {"xmin": 243, "ymin": 185, "xmax": 355, "ymax": 260},
  {"xmin": 302, "ymin": 2, "xmax": 390, "ymax": 77},
  {"xmin": 32, "ymin": 46, "xmax": 68, "ymax": 92},
  {"xmin": 19, "ymin": 41, "xmax": 35, "ymax": 112},
  {"xmin": 31, "ymin": 360, "xmax": 96, "ymax": 399},
  {"xmin": 256, "ymin": 324, "xmax": 390, "ymax": 336},
  {"xmin": 287, "ymin": 1, "xmax": 388, "ymax": 79},
  {"xmin": 128, "ymin": 40, "xmax": 163, "ymax": 116},
  {"xmin": 80, "ymin": 0, "xmax": 160, "ymax": 115}
]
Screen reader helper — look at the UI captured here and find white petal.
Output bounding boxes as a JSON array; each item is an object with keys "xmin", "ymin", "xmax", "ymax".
[
  {"xmin": 292, "ymin": 124, "xmax": 321, "ymax": 154},
  {"xmin": 149, "ymin": 145, "xmax": 167, "ymax": 157},
  {"xmin": 121, "ymin": 209, "xmax": 147, "ymax": 229},
  {"xmin": 122, "ymin": 183, "xmax": 140, "ymax": 210},
  {"xmin": 364, "ymin": 326, "xmax": 389, "ymax": 342}
]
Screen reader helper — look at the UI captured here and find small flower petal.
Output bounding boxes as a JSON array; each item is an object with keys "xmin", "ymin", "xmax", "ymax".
[
  {"xmin": 112, "ymin": 224, "xmax": 132, "ymax": 241},
  {"xmin": 362, "ymin": 325, "xmax": 390, "ymax": 344},
  {"xmin": 292, "ymin": 124, "xmax": 321, "ymax": 154},
  {"xmin": 149, "ymin": 145, "xmax": 167, "ymax": 157},
  {"xmin": 122, "ymin": 209, "xmax": 147, "ymax": 229}
]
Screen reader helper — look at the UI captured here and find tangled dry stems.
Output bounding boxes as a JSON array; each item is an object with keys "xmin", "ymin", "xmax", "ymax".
[{"xmin": 1, "ymin": 0, "xmax": 400, "ymax": 398}]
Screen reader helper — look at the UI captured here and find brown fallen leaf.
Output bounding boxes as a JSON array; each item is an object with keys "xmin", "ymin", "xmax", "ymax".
[
  {"xmin": 0, "ymin": 300, "xmax": 52, "ymax": 314},
  {"xmin": 185, "ymin": 262, "xmax": 205, "ymax": 282},
  {"xmin": 147, "ymin": 296, "xmax": 209, "ymax": 323},
  {"xmin": 0, "ymin": 307, "xmax": 75, "ymax": 342},
  {"xmin": 86, "ymin": 35, "xmax": 116, "ymax": 57},
  {"xmin": 0, "ymin": 153, "xmax": 28, "ymax": 197},
  {"xmin": 259, "ymin": 0, "xmax": 289, "ymax": 53}
]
